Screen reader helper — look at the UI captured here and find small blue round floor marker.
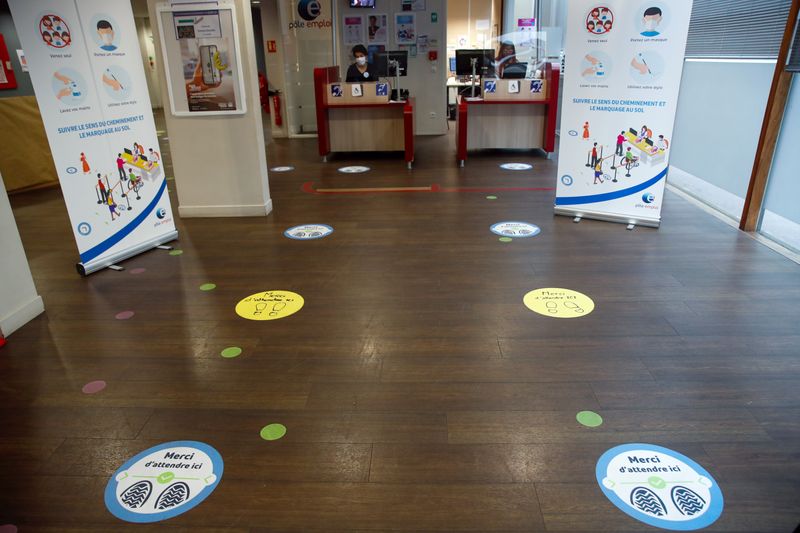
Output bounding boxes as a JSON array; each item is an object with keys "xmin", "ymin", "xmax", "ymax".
[
  {"xmin": 500, "ymin": 163, "xmax": 533, "ymax": 171},
  {"xmin": 596, "ymin": 443, "xmax": 723, "ymax": 530},
  {"xmin": 490, "ymin": 221, "xmax": 541, "ymax": 238},
  {"xmin": 284, "ymin": 224, "xmax": 334, "ymax": 240}
]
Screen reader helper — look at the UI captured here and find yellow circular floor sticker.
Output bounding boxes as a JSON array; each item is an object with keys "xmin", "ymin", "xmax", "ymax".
[
  {"xmin": 523, "ymin": 288, "xmax": 595, "ymax": 318},
  {"xmin": 235, "ymin": 290, "xmax": 304, "ymax": 321}
]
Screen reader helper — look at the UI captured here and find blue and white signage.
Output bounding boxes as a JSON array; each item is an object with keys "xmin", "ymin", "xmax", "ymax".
[
  {"xmin": 484, "ymin": 80, "xmax": 496, "ymax": 93},
  {"xmin": 490, "ymin": 222, "xmax": 541, "ymax": 238},
  {"xmin": 500, "ymin": 163, "xmax": 533, "ymax": 171},
  {"xmin": 338, "ymin": 165, "xmax": 370, "ymax": 173},
  {"xmin": 105, "ymin": 441, "xmax": 223, "ymax": 523},
  {"xmin": 284, "ymin": 224, "xmax": 333, "ymax": 240},
  {"xmin": 530, "ymin": 79, "xmax": 543, "ymax": 93},
  {"xmin": 8, "ymin": 0, "xmax": 177, "ymax": 274},
  {"xmin": 555, "ymin": 0, "xmax": 694, "ymax": 227},
  {"xmin": 376, "ymin": 82, "xmax": 389, "ymax": 96},
  {"xmin": 330, "ymin": 84, "xmax": 342, "ymax": 97},
  {"xmin": 596, "ymin": 443, "xmax": 723, "ymax": 530}
]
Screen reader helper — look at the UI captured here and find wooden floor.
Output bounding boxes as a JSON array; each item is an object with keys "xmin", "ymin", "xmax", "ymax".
[{"xmin": 3, "ymin": 121, "xmax": 800, "ymax": 532}]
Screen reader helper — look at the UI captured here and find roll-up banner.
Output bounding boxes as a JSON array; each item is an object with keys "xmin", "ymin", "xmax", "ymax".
[
  {"xmin": 8, "ymin": 0, "xmax": 177, "ymax": 275},
  {"xmin": 554, "ymin": 1, "xmax": 693, "ymax": 227}
]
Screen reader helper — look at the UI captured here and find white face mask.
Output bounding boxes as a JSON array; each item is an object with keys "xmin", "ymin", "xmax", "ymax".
[
  {"xmin": 356, "ymin": 57, "xmax": 366, "ymax": 66},
  {"xmin": 644, "ymin": 19, "xmax": 658, "ymax": 30},
  {"xmin": 102, "ymin": 32, "xmax": 114, "ymax": 45}
]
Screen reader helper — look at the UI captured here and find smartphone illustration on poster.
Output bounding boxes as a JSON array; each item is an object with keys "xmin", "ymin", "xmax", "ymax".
[{"xmin": 200, "ymin": 44, "xmax": 218, "ymax": 85}]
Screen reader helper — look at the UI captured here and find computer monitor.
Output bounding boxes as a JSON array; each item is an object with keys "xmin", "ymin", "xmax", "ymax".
[
  {"xmin": 449, "ymin": 57, "xmax": 456, "ymax": 72},
  {"xmin": 645, "ymin": 138, "xmax": 654, "ymax": 146},
  {"xmin": 124, "ymin": 148, "xmax": 133, "ymax": 155},
  {"xmin": 629, "ymin": 128, "xmax": 638, "ymax": 136},
  {"xmin": 455, "ymin": 49, "xmax": 494, "ymax": 77},
  {"xmin": 501, "ymin": 62, "xmax": 528, "ymax": 79},
  {"xmin": 349, "ymin": 0, "xmax": 375, "ymax": 6},
  {"xmin": 139, "ymin": 154, "xmax": 148, "ymax": 162},
  {"xmin": 375, "ymin": 50, "xmax": 408, "ymax": 77}
]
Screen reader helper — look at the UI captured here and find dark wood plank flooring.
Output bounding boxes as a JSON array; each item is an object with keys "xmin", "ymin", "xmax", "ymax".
[{"xmin": 2, "ymin": 119, "xmax": 800, "ymax": 531}]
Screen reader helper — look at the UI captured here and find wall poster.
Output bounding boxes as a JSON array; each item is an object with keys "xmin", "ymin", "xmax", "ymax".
[
  {"xmin": 156, "ymin": 1, "xmax": 246, "ymax": 116},
  {"xmin": 343, "ymin": 15, "xmax": 364, "ymax": 46},
  {"xmin": 394, "ymin": 13, "xmax": 416, "ymax": 45},
  {"xmin": 367, "ymin": 13, "xmax": 388, "ymax": 45}
]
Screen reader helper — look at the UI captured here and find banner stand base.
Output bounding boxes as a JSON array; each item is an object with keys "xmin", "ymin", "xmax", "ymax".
[
  {"xmin": 76, "ymin": 230, "xmax": 179, "ymax": 277},
  {"xmin": 554, "ymin": 208, "xmax": 660, "ymax": 229}
]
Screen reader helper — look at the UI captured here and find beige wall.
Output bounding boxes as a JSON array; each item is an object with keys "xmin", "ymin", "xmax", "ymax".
[
  {"xmin": 446, "ymin": 0, "xmax": 497, "ymax": 50},
  {"xmin": 147, "ymin": 0, "xmax": 272, "ymax": 217},
  {"xmin": 0, "ymin": 171, "xmax": 44, "ymax": 336}
]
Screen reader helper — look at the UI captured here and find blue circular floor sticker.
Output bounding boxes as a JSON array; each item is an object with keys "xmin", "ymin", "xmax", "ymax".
[
  {"xmin": 596, "ymin": 443, "xmax": 723, "ymax": 530},
  {"xmin": 490, "ymin": 221, "xmax": 541, "ymax": 238},
  {"xmin": 499, "ymin": 163, "xmax": 533, "ymax": 171},
  {"xmin": 105, "ymin": 441, "xmax": 223, "ymax": 523},
  {"xmin": 284, "ymin": 224, "xmax": 334, "ymax": 240}
]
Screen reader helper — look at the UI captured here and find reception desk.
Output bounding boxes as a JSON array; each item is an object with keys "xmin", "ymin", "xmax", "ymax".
[
  {"xmin": 313, "ymin": 66, "xmax": 415, "ymax": 168},
  {"xmin": 455, "ymin": 63, "xmax": 560, "ymax": 166}
]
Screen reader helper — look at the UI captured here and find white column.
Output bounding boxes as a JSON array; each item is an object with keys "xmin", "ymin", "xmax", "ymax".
[
  {"xmin": 0, "ymin": 171, "xmax": 44, "ymax": 337},
  {"xmin": 147, "ymin": 0, "xmax": 272, "ymax": 217}
]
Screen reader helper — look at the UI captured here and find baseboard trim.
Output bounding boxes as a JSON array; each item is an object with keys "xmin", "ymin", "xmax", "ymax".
[
  {"xmin": 178, "ymin": 199, "xmax": 273, "ymax": 218},
  {"xmin": 0, "ymin": 295, "xmax": 44, "ymax": 337}
]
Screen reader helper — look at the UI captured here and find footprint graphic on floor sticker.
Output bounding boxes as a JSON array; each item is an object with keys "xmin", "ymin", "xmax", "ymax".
[
  {"xmin": 156, "ymin": 482, "xmax": 190, "ymax": 510},
  {"xmin": 120, "ymin": 480, "xmax": 152, "ymax": 509},
  {"xmin": 672, "ymin": 486, "xmax": 706, "ymax": 516},
  {"xmin": 630, "ymin": 486, "xmax": 668, "ymax": 517}
]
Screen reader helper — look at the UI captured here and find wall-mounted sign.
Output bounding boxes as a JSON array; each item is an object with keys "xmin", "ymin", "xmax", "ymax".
[{"xmin": 156, "ymin": 2, "xmax": 247, "ymax": 116}]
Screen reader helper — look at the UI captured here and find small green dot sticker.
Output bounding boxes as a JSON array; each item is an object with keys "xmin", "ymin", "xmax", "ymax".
[
  {"xmin": 169, "ymin": 249, "xmax": 183, "ymax": 256},
  {"xmin": 486, "ymin": 195, "xmax": 498, "ymax": 200},
  {"xmin": 221, "ymin": 346, "xmax": 242, "ymax": 358},
  {"xmin": 260, "ymin": 423, "xmax": 287, "ymax": 441},
  {"xmin": 199, "ymin": 283, "xmax": 216, "ymax": 291},
  {"xmin": 157, "ymin": 472, "xmax": 175, "ymax": 484},
  {"xmin": 576, "ymin": 410, "xmax": 603, "ymax": 427},
  {"xmin": 499, "ymin": 237, "xmax": 513, "ymax": 243}
]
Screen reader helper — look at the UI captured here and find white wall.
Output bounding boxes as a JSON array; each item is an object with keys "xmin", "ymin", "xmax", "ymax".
[
  {"xmin": 668, "ymin": 59, "xmax": 773, "ymax": 219},
  {"xmin": 135, "ymin": 16, "xmax": 163, "ymax": 109},
  {"xmin": 147, "ymin": 0, "xmax": 272, "ymax": 217},
  {"xmin": 0, "ymin": 171, "xmax": 44, "ymax": 337},
  {"xmin": 336, "ymin": 0, "xmax": 448, "ymax": 135}
]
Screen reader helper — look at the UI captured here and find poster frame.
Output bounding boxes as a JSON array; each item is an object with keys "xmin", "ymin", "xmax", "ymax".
[{"xmin": 155, "ymin": 1, "xmax": 247, "ymax": 117}]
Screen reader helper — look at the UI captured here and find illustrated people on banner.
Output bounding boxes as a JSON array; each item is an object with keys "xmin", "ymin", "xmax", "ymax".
[
  {"xmin": 147, "ymin": 148, "xmax": 160, "ymax": 170},
  {"xmin": 641, "ymin": 7, "xmax": 663, "ymax": 37},
  {"xmin": 80, "ymin": 152, "xmax": 91, "ymax": 174},
  {"xmin": 96, "ymin": 174, "xmax": 108, "ymax": 204},
  {"xmin": 582, "ymin": 121, "xmax": 590, "ymax": 140},
  {"xmin": 97, "ymin": 20, "xmax": 117, "ymax": 51},
  {"xmin": 116, "ymin": 153, "xmax": 126, "ymax": 180},
  {"xmin": 594, "ymin": 160, "xmax": 604, "ymax": 184},
  {"xmin": 586, "ymin": 7, "xmax": 614, "ymax": 35},
  {"xmin": 616, "ymin": 131, "xmax": 625, "ymax": 156},
  {"xmin": 591, "ymin": 142, "xmax": 599, "ymax": 167},
  {"xmin": 656, "ymin": 134, "xmax": 669, "ymax": 151},
  {"xmin": 107, "ymin": 192, "xmax": 120, "ymax": 220}
]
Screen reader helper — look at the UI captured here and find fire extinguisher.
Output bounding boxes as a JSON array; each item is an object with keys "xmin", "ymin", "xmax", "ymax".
[{"xmin": 272, "ymin": 93, "xmax": 282, "ymax": 126}]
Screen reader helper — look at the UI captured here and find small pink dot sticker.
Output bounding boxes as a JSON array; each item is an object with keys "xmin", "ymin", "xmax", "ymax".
[
  {"xmin": 115, "ymin": 310, "xmax": 135, "ymax": 320},
  {"xmin": 82, "ymin": 380, "xmax": 106, "ymax": 394},
  {"xmin": 130, "ymin": 268, "xmax": 146, "ymax": 275}
]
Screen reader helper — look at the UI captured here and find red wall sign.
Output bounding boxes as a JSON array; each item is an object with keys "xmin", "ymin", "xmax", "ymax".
[{"xmin": 0, "ymin": 34, "xmax": 19, "ymax": 90}]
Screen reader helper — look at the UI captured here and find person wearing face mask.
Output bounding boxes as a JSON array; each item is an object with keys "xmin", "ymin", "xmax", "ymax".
[
  {"xmin": 346, "ymin": 44, "xmax": 376, "ymax": 83},
  {"xmin": 97, "ymin": 20, "xmax": 117, "ymax": 51},
  {"xmin": 641, "ymin": 7, "xmax": 662, "ymax": 37}
]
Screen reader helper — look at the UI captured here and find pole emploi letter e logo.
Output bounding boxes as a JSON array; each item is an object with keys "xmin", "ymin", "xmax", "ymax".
[{"xmin": 298, "ymin": 0, "xmax": 321, "ymax": 21}]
